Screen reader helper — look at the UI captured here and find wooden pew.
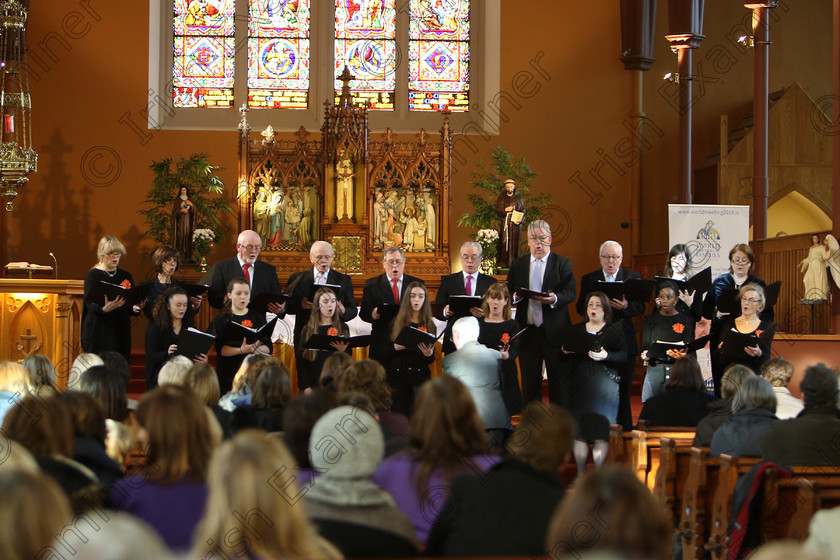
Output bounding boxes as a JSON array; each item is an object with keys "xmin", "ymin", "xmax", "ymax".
[
  {"xmin": 786, "ymin": 478, "xmax": 840, "ymax": 541},
  {"xmin": 760, "ymin": 466, "xmax": 840, "ymax": 543},
  {"xmin": 631, "ymin": 424, "xmax": 696, "ymax": 489},
  {"xmin": 606, "ymin": 423, "xmax": 633, "ymax": 465},
  {"xmin": 677, "ymin": 447, "xmax": 715, "ymax": 560},
  {"xmin": 653, "ymin": 437, "xmax": 695, "ymax": 526},
  {"xmin": 704, "ymin": 454, "xmax": 765, "ymax": 560}
]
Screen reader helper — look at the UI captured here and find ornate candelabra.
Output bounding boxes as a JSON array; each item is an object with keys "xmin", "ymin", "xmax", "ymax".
[{"xmin": 0, "ymin": 0, "xmax": 36, "ymax": 211}]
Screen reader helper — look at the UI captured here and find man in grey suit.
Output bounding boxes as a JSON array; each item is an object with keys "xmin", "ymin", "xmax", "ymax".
[{"xmin": 444, "ymin": 316, "xmax": 511, "ymax": 448}]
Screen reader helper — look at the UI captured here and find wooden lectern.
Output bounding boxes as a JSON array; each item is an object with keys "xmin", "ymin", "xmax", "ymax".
[{"xmin": 0, "ymin": 279, "xmax": 84, "ymax": 390}]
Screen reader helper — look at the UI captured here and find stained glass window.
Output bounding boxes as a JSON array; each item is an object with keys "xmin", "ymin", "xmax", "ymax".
[
  {"xmin": 173, "ymin": 0, "xmax": 236, "ymax": 108},
  {"xmin": 408, "ymin": 0, "xmax": 470, "ymax": 112},
  {"xmin": 248, "ymin": 0, "xmax": 311, "ymax": 109},
  {"xmin": 334, "ymin": 1, "xmax": 397, "ymax": 110}
]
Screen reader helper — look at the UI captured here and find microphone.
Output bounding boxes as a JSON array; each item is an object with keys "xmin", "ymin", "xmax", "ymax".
[{"xmin": 49, "ymin": 252, "xmax": 58, "ymax": 279}]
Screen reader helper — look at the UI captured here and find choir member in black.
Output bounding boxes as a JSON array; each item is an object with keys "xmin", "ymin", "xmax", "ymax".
[
  {"xmin": 144, "ymin": 287, "xmax": 207, "ymax": 390},
  {"xmin": 81, "ymin": 236, "xmax": 143, "ymax": 359},
  {"xmin": 388, "ymin": 281, "xmax": 436, "ymax": 416},
  {"xmin": 477, "ymin": 282, "xmax": 523, "ymax": 415},
  {"xmin": 207, "ymin": 278, "xmax": 272, "ymax": 395},
  {"xmin": 141, "ymin": 245, "xmax": 202, "ymax": 321},
  {"xmin": 702, "ymin": 244, "xmax": 771, "ymax": 393},
  {"xmin": 296, "ymin": 287, "xmax": 350, "ymax": 392},
  {"xmin": 640, "ymin": 282, "xmax": 696, "ymax": 402},
  {"xmin": 714, "ymin": 284, "xmax": 773, "ymax": 375},
  {"xmin": 562, "ymin": 292, "xmax": 626, "ymax": 473},
  {"xmin": 664, "ymin": 243, "xmax": 703, "ymax": 321}
]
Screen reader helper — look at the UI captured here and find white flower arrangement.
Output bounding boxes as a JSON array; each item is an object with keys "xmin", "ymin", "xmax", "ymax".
[
  {"xmin": 193, "ymin": 228, "xmax": 216, "ymax": 243},
  {"xmin": 476, "ymin": 228, "xmax": 499, "ymax": 245}
]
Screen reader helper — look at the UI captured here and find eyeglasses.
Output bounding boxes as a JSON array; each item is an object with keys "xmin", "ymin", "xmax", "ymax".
[
  {"xmin": 313, "ymin": 255, "xmax": 333, "ymax": 261},
  {"xmin": 528, "ymin": 235, "xmax": 550, "ymax": 243},
  {"xmin": 384, "ymin": 259, "xmax": 404, "ymax": 266},
  {"xmin": 601, "ymin": 255, "xmax": 621, "ymax": 260},
  {"xmin": 239, "ymin": 244, "xmax": 262, "ymax": 252},
  {"xmin": 163, "ymin": 258, "xmax": 178, "ymax": 265},
  {"xmin": 732, "ymin": 258, "xmax": 751, "ymax": 265},
  {"xmin": 742, "ymin": 298, "xmax": 761, "ymax": 304},
  {"xmin": 105, "ymin": 251, "xmax": 122, "ymax": 257},
  {"xmin": 461, "ymin": 254, "xmax": 479, "ymax": 261},
  {"xmin": 587, "ymin": 302, "xmax": 604, "ymax": 309}
]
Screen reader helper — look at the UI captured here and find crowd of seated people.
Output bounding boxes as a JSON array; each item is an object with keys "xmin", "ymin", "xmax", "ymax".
[{"xmin": 9, "ymin": 231, "xmax": 840, "ymax": 559}]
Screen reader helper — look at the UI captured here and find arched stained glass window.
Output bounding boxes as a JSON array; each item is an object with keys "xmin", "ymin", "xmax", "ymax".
[
  {"xmin": 248, "ymin": 0, "xmax": 311, "ymax": 109},
  {"xmin": 334, "ymin": 1, "xmax": 397, "ymax": 111},
  {"xmin": 408, "ymin": 0, "xmax": 470, "ymax": 112},
  {"xmin": 173, "ymin": 0, "xmax": 236, "ymax": 108}
]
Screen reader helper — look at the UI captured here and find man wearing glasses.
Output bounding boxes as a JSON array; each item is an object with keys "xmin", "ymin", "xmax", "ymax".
[
  {"xmin": 287, "ymin": 240, "xmax": 357, "ymax": 353},
  {"xmin": 360, "ymin": 246, "xmax": 424, "ymax": 369},
  {"xmin": 576, "ymin": 240, "xmax": 644, "ymax": 430},
  {"xmin": 506, "ymin": 220, "xmax": 576, "ymax": 407},
  {"xmin": 435, "ymin": 241, "xmax": 496, "ymax": 355},
  {"xmin": 208, "ymin": 229, "xmax": 285, "ymax": 315}
]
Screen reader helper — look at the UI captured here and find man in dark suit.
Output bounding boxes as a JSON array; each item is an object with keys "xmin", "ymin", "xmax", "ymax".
[
  {"xmin": 208, "ymin": 229, "xmax": 285, "ymax": 314},
  {"xmin": 286, "ymin": 240, "xmax": 357, "ymax": 350},
  {"xmin": 360, "ymin": 247, "xmax": 423, "ymax": 369},
  {"xmin": 506, "ymin": 220, "xmax": 576, "ymax": 407},
  {"xmin": 576, "ymin": 240, "xmax": 645, "ymax": 430},
  {"xmin": 443, "ymin": 316, "xmax": 511, "ymax": 447},
  {"xmin": 435, "ymin": 241, "xmax": 497, "ymax": 354}
]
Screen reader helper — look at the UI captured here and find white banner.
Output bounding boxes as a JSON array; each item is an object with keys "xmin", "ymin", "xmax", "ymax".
[{"xmin": 668, "ymin": 204, "xmax": 750, "ymax": 279}]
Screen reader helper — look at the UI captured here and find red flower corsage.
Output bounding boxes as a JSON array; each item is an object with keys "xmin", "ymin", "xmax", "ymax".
[
  {"xmin": 241, "ymin": 320, "xmax": 253, "ymax": 328},
  {"xmin": 417, "ymin": 326, "xmax": 428, "ymax": 332},
  {"xmin": 755, "ymin": 329, "xmax": 763, "ymax": 337},
  {"xmin": 500, "ymin": 333, "xmax": 511, "ymax": 344},
  {"xmin": 120, "ymin": 279, "xmax": 132, "ymax": 289},
  {"xmin": 327, "ymin": 327, "xmax": 339, "ymax": 336},
  {"xmin": 672, "ymin": 323, "xmax": 685, "ymax": 334}
]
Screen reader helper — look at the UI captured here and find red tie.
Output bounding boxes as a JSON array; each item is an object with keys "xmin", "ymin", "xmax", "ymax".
[
  {"xmin": 243, "ymin": 264, "xmax": 251, "ymax": 283},
  {"xmin": 465, "ymin": 274, "xmax": 473, "ymax": 296},
  {"xmin": 392, "ymin": 278, "xmax": 400, "ymax": 303}
]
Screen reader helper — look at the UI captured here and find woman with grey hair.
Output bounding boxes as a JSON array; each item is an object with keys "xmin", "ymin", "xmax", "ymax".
[{"xmin": 710, "ymin": 375, "xmax": 777, "ymax": 457}]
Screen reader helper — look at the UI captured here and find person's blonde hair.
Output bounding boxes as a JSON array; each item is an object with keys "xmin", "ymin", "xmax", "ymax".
[
  {"xmin": 96, "ymin": 236, "xmax": 126, "ymax": 261},
  {"xmin": 0, "ymin": 361, "xmax": 31, "ymax": 394},
  {"xmin": 186, "ymin": 363, "xmax": 221, "ymax": 406},
  {"xmin": 157, "ymin": 356, "xmax": 193, "ymax": 386},
  {"xmin": 0, "ymin": 470, "xmax": 73, "ymax": 560},
  {"xmin": 192, "ymin": 431, "xmax": 341, "ymax": 560}
]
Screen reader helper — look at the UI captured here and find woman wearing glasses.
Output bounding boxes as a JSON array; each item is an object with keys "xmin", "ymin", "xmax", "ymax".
[
  {"xmin": 81, "ymin": 236, "xmax": 143, "ymax": 359},
  {"xmin": 703, "ymin": 244, "xmax": 772, "ymax": 391},
  {"xmin": 714, "ymin": 284, "xmax": 773, "ymax": 374},
  {"xmin": 141, "ymin": 245, "xmax": 202, "ymax": 321}
]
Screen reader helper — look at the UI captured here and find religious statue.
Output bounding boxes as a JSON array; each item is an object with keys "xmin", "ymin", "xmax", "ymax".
[
  {"xmin": 172, "ymin": 185, "xmax": 196, "ymax": 261},
  {"xmin": 253, "ymin": 188, "xmax": 271, "ymax": 246},
  {"xmin": 494, "ymin": 178, "xmax": 525, "ymax": 268},
  {"xmin": 800, "ymin": 233, "xmax": 835, "ymax": 300},
  {"xmin": 336, "ymin": 154, "xmax": 355, "ymax": 220}
]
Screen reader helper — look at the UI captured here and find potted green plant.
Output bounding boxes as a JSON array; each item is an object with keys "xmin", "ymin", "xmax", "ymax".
[{"xmin": 139, "ymin": 153, "xmax": 231, "ymax": 266}]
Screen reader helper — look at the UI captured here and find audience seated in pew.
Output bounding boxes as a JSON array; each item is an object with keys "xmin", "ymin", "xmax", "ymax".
[
  {"xmin": 425, "ymin": 402, "xmax": 575, "ymax": 557},
  {"xmin": 218, "ymin": 353, "xmax": 269, "ymax": 411},
  {"xmin": 186, "ymin": 362, "xmax": 232, "ymax": 439},
  {"xmin": 694, "ymin": 364, "xmax": 754, "ymax": 446},
  {"xmin": 638, "ymin": 356, "xmax": 715, "ymax": 428},
  {"xmin": 761, "ymin": 357, "xmax": 804, "ymax": 420},
  {"xmin": 0, "ymin": 361, "xmax": 31, "ymax": 424},
  {"xmin": 710, "ymin": 376, "xmax": 777, "ymax": 457},
  {"xmin": 282, "ymin": 390, "xmax": 339, "ymax": 485},
  {"xmin": 761, "ymin": 363, "xmax": 840, "ymax": 467},
  {"xmin": 230, "ymin": 358, "xmax": 291, "ymax": 435}
]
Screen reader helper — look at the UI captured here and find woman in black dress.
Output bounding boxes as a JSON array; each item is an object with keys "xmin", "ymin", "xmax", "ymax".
[
  {"xmin": 144, "ymin": 286, "xmax": 206, "ymax": 391},
  {"xmin": 388, "ymin": 281, "xmax": 436, "ymax": 416},
  {"xmin": 477, "ymin": 282, "xmax": 522, "ymax": 415},
  {"xmin": 81, "ymin": 236, "xmax": 143, "ymax": 359},
  {"xmin": 207, "ymin": 278, "xmax": 272, "ymax": 395},
  {"xmin": 297, "ymin": 287, "xmax": 350, "ymax": 392},
  {"xmin": 664, "ymin": 243, "xmax": 703, "ymax": 321},
  {"xmin": 714, "ymin": 284, "xmax": 773, "ymax": 375},
  {"xmin": 141, "ymin": 246, "xmax": 202, "ymax": 321},
  {"xmin": 563, "ymin": 291, "xmax": 626, "ymax": 474}
]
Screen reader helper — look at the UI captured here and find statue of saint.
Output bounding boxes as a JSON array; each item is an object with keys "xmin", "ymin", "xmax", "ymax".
[
  {"xmin": 800, "ymin": 234, "xmax": 832, "ymax": 300},
  {"xmin": 494, "ymin": 179, "xmax": 525, "ymax": 268},
  {"xmin": 336, "ymin": 155, "xmax": 354, "ymax": 220},
  {"xmin": 172, "ymin": 185, "xmax": 196, "ymax": 261}
]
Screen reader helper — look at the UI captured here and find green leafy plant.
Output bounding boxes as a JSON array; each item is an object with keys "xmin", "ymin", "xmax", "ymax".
[
  {"xmin": 139, "ymin": 153, "xmax": 231, "ymax": 260},
  {"xmin": 457, "ymin": 146, "xmax": 551, "ymax": 232}
]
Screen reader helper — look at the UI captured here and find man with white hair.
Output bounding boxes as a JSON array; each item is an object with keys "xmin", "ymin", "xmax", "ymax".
[
  {"xmin": 287, "ymin": 240, "xmax": 357, "ymax": 355},
  {"xmin": 443, "ymin": 316, "xmax": 511, "ymax": 447},
  {"xmin": 576, "ymin": 240, "xmax": 644, "ymax": 430},
  {"xmin": 208, "ymin": 229, "xmax": 285, "ymax": 314}
]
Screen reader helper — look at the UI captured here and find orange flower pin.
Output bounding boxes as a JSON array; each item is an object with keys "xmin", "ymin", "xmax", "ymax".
[
  {"xmin": 120, "ymin": 279, "xmax": 132, "ymax": 289},
  {"xmin": 241, "ymin": 320, "xmax": 253, "ymax": 328},
  {"xmin": 418, "ymin": 326, "xmax": 428, "ymax": 332},
  {"xmin": 327, "ymin": 327, "xmax": 339, "ymax": 336},
  {"xmin": 500, "ymin": 333, "xmax": 511, "ymax": 344},
  {"xmin": 672, "ymin": 323, "xmax": 685, "ymax": 334}
]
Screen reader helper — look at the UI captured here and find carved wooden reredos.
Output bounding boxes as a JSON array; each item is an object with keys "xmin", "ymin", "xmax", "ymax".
[{"xmin": 235, "ymin": 80, "xmax": 453, "ymax": 282}]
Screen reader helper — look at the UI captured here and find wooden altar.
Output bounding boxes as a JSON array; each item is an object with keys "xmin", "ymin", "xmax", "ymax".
[
  {"xmin": 0, "ymin": 279, "xmax": 84, "ymax": 390},
  {"xmin": 232, "ymin": 71, "xmax": 454, "ymax": 284}
]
